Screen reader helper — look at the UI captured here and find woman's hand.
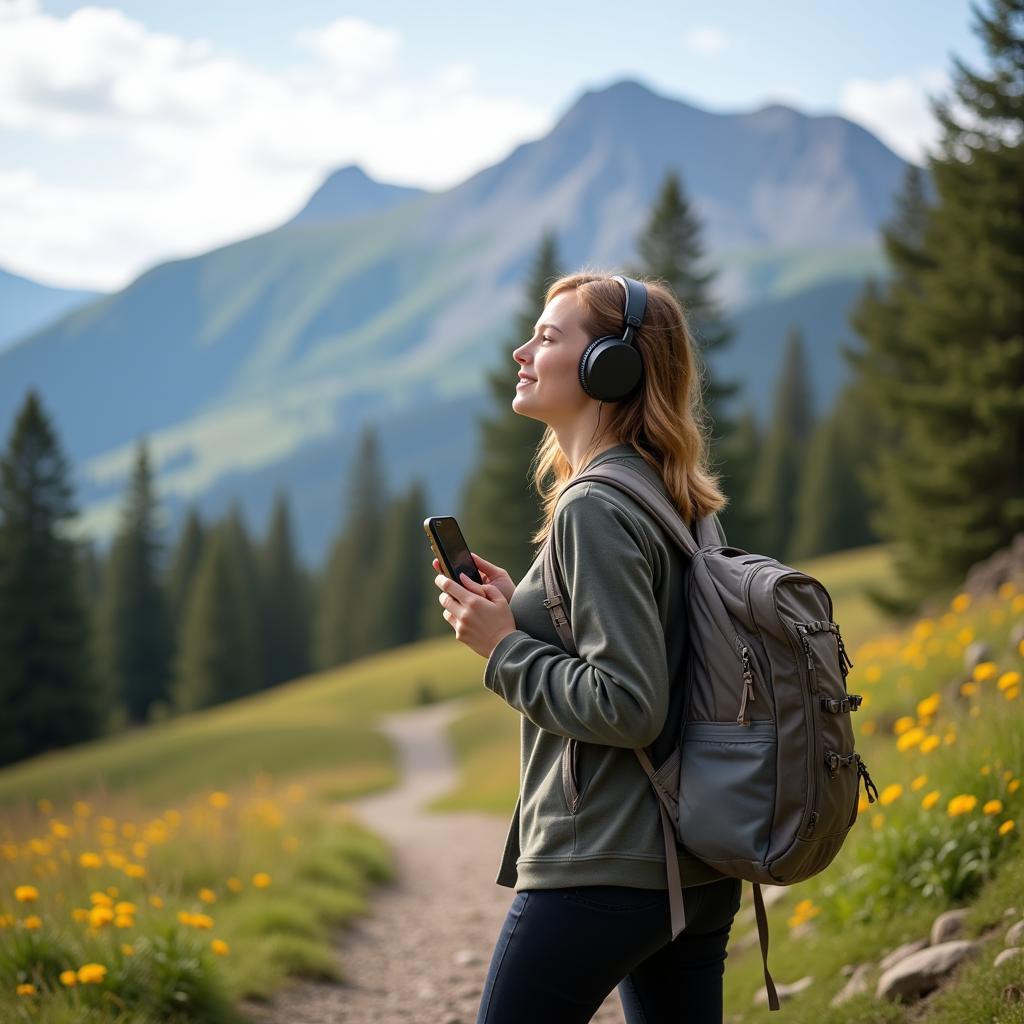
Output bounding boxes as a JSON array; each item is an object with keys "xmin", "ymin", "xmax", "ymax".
[
  {"xmin": 433, "ymin": 567, "xmax": 517, "ymax": 659},
  {"xmin": 431, "ymin": 553, "xmax": 516, "ymax": 604}
]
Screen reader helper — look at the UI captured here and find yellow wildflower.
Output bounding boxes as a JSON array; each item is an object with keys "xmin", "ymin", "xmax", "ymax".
[
  {"xmin": 983, "ymin": 799, "xmax": 1003, "ymax": 815},
  {"xmin": 950, "ymin": 593, "xmax": 971, "ymax": 613},
  {"xmin": 973, "ymin": 662, "xmax": 998, "ymax": 682},
  {"xmin": 79, "ymin": 852, "xmax": 103, "ymax": 869},
  {"xmin": 199, "ymin": 888, "xmax": 216, "ymax": 904},
  {"xmin": 857, "ymin": 794, "xmax": 869, "ymax": 813},
  {"xmin": 211, "ymin": 938, "xmax": 230, "ymax": 956},
  {"xmin": 77, "ymin": 963, "xmax": 107, "ymax": 985},
  {"xmin": 90, "ymin": 891, "xmax": 112, "ymax": 907},
  {"xmin": 960, "ymin": 681, "xmax": 979, "ymax": 697},
  {"xmin": 893, "ymin": 716, "xmax": 916, "ymax": 735},
  {"xmin": 191, "ymin": 913, "xmax": 214, "ymax": 930},
  {"xmin": 89, "ymin": 906, "xmax": 114, "ymax": 927},
  {"xmin": 919, "ymin": 735, "xmax": 941, "ymax": 754},
  {"xmin": 1005, "ymin": 686, "xmax": 1020, "ymax": 701},
  {"xmin": 1009, "ymin": 779, "xmax": 1021, "ymax": 794},
  {"xmin": 59, "ymin": 970, "xmax": 77, "ymax": 986},
  {"xmin": 922, "ymin": 791, "xmax": 941, "ymax": 810},
  {"xmin": 208, "ymin": 792, "xmax": 230, "ymax": 809},
  {"xmin": 947, "ymin": 794, "xmax": 978, "ymax": 817},
  {"xmin": 999, "ymin": 820, "xmax": 1015, "ymax": 836},
  {"xmin": 49, "ymin": 819, "xmax": 72, "ymax": 839},
  {"xmin": 114, "ymin": 902, "xmax": 136, "ymax": 916},
  {"xmin": 121, "ymin": 944, "xmax": 134, "ymax": 956},
  {"xmin": 897, "ymin": 727, "xmax": 926, "ymax": 752},
  {"xmin": 114, "ymin": 914, "xmax": 133, "ymax": 928},
  {"xmin": 16, "ymin": 983, "xmax": 36, "ymax": 996},
  {"xmin": 252, "ymin": 872, "xmax": 271, "ymax": 889},
  {"xmin": 917, "ymin": 693, "xmax": 940, "ymax": 718},
  {"xmin": 148, "ymin": 894, "xmax": 164, "ymax": 909},
  {"xmin": 73, "ymin": 800, "xmax": 92, "ymax": 818},
  {"xmin": 911, "ymin": 775, "xmax": 928, "ymax": 791},
  {"xmin": 227, "ymin": 877, "xmax": 243, "ymax": 893},
  {"xmin": 998, "ymin": 671, "xmax": 1021, "ymax": 692},
  {"xmin": 872, "ymin": 814, "xmax": 885, "ymax": 830},
  {"xmin": 864, "ymin": 665, "xmax": 882, "ymax": 684},
  {"xmin": 14, "ymin": 885, "xmax": 38, "ymax": 903},
  {"xmin": 23, "ymin": 915, "xmax": 42, "ymax": 929},
  {"xmin": 879, "ymin": 784, "xmax": 903, "ymax": 806},
  {"xmin": 177, "ymin": 911, "xmax": 192, "ymax": 926}
]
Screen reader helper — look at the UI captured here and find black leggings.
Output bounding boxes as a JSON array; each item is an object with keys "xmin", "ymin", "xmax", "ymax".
[{"xmin": 475, "ymin": 876, "xmax": 742, "ymax": 1024}]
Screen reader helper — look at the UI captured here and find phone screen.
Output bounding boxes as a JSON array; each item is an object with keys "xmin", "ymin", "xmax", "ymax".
[{"xmin": 432, "ymin": 517, "xmax": 483, "ymax": 585}]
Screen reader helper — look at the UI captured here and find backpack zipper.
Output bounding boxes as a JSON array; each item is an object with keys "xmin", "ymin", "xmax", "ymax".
[{"xmin": 736, "ymin": 645, "xmax": 756, "ymax": 726}]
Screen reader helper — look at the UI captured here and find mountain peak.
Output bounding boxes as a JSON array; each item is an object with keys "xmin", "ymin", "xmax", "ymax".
[{"xmin": 285, "ymin": 164, "xmax": 428, "ymax": 229}]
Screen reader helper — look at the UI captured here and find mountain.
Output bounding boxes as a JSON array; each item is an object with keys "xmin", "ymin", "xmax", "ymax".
[
  {"xmin": 285, "ymin": 163, "xmax": 428, "ymax": 227},
  {"xmin": 0, "ymin": 266, "xmax": 101, "ymax": 353},
  {"xmin": 0, "ymin": 77, "xmax": 905, "ymax": 565}
]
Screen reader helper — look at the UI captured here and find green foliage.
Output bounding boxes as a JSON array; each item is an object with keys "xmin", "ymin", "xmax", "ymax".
[{"xmin": 0, "ymin": 389, "xmax": 101, "ymax": 766}]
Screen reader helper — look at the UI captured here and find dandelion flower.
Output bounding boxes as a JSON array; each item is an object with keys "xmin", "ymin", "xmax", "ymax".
[
  {"xmin": 922, "ymin": 791, "xmax": 941, "ymax": 810},
  {"xmin": 983, "ymin": 799, "xmax": 1003, "ymax": 815},
  {"xmin": 911, "ymin": 775, "xmax": 928, "ymax": 791},
  {"xmin": 879, "ymin": 784, "xmax": 903, "ymax": 806},
  {"xmin": 947, "ymin": 794, "xmax": 978, "ymax": 817},
  {"xmin": 198, "ymin": 888, "xmax": 216, "ymax": 904},
  {"xmin": 120, "ymin": 944, "xmax": 134, "ymax": 956},
  {"xmin": 77, "ymin": 963, "xmax": 107, "ymax": 985},
  {"xmin": 897, "ymin": 727, "xmax": 926, "ymax": 752},
  {"xmin": 59, "ymin": 970, "xmax": 77, "ymax": 986},
  {"xmin": 79, "ymin": 852, "xmax": 102, "ymax": 869},
  {"xmin": 917, "ymin": 693, "xmax": 940, "ymax": 718},
  {"xmin": 16, "ymin": 983, "xmax": 36, "ymax": 996},
  {"xmin": 211, "ymin": 938, "xmax": 230, "ymax": 956},
  {"xmin": 252, "ymin": 873, "xmax": 271, "ymax": 889},
  {"xmin": 893, "ymin": 716, "xmax": 916, "ymax": 735},
  {"xmin": 998, "ymin": 671, "xmax": 1021, "ymax": 692},
  {"xmin": 951, "ymin": 593, "xmax": 971, "ymax": 613},
  {"xmin": 208, "ymin": 792, "xmax": 230, "ymax": 809},
  {"xmin": 973, "ymin": 662, "xmax": 998, "ymax": 682},
  {"xmin": 999, "ymin": 820, "xmax": 1015, "ymax": 836},
  {"xmin": 191, "ymin": 913, "xmax": 214, "ymax": 930},
  {"xmin": 227, "ymin": 877, "xmax": 243, "ymax": 893},
  {"xmin": 23, "ymin": 915, "xmax": 42, "ymax": 929}
]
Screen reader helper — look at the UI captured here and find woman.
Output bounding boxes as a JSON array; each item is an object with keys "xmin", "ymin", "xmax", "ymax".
[{"xmin": 431, "ymin": 270, "xmax": 742, "ymax": 1023}]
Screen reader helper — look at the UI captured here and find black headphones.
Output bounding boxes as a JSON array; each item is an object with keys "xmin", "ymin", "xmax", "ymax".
[{"xmin": 578, "ymin": 274, "xmax": 647, "ymax": 402}]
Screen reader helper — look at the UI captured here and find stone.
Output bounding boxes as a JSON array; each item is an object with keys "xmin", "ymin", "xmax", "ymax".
[
  {"xmin": 1007, "ymin": 919, "xmax": 1024, "ymax": 947},
  {"xmin": 754, "ymin": 975, "xmax": 813, "ymax": 1007},
  {"xmin": 831, "ymin": 963, "xmax": 872, "ymax": 1007},
  {"xmin": 995, "ymin": 947, "xmax": 1022, "ymax": 969},
  {"xmin": 452, "ymin": 949, "xmax": 481, "ymax": 966},
  {"xmin": 876, "ymin": 940, "xmax": 980, "ymax": 1003},
  {"xmin": 879, "ymin": 938, "xmax": 929, "ymax": 972},
  {"xmin": 930, "ymin": 908, "xmax": 969, "ymax": 945}
]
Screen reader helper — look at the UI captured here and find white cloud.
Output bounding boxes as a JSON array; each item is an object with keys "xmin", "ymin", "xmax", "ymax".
[
  {"xmin": 683, "ymin": 27, "xmax": 730, "ymax": 54},
  {"xmin": 0, "ymin": 6, "xmax": 550, "ymax": 290},
  {"xmin": 839, "ymin": 69, "xmax": 949, "ymax": 163}
]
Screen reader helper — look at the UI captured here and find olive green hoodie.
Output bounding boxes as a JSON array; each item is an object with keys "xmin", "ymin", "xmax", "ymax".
[{"xmin": 483, "ymin": 442, "xmax": 728, "ymax": 893}]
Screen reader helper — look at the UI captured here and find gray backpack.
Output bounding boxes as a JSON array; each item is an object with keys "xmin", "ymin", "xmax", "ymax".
[{"xmin": 541, "ymin": 461, "xmax": 880, "ymax": 1012}]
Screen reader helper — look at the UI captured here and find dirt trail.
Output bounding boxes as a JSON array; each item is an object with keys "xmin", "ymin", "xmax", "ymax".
[{"xmin": 239, "ymin": 696, "xmax": 627, "ymax": 1023}]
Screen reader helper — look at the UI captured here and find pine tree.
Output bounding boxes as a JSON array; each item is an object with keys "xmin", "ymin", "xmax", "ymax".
[
  {"xmin": 788, "ymin": 381, "xmax": 881, "ymax": 561},
  {"xmin": 377, "ymin": 479, "xmax": 434, "ymax": 650},
  {"xmin": 172, "ymin": 524, "xmax": 253, "ymax": 712},
  {"xmin": 748, "ymin": 327, "xmax": 815, "ymax": 559},
  {"xmin": 314, "ymin": 425, "xmax": 390, "ymax": 668},
  {"xmin": 221, "ymin": 502, "xmax": 265, "ymax": 692},
  {"xmin": 459, "ymin": 231, "xmax": 558, "ymax": 586},
  {"xmin": 629, "ymin": 169, "xmax": 741, "ymax": 459},
  {"xmin": 259, "ymin": 489, "xmax": 311, "ymax": 685},
  {"xmin": 847, "ymin": 0, "xmax": 1024, "ymax": 611},
  {"xmin": 166, "ymin": 506, "xmax": 205, "ymax": 635},
  {"xmin": 715, "ymin": 404, "xmax": 766, "ymax": 551},
  {"xmin": 96, "ymin": 440, "xmax": 174, "ymax": 725},
  {"xmin": 0, "ymin": 390, "xmax": 101, "ymax": 765}
]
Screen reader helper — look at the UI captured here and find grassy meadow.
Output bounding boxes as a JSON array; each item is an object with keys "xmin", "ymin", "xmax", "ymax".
[{"xmin": 0, "ymin": 635, "xmax": 485, "ymax": 1021}]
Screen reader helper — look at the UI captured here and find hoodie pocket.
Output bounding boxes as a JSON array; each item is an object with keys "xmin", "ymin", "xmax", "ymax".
[{"xmin": 561, "ymin": 737, "xmax": 583, "ymax": 814}]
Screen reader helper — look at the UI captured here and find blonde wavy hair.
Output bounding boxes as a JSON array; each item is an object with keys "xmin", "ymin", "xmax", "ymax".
[{"xmin": 527, "ymin": 269, "xmax": 728, "ymax": 553}]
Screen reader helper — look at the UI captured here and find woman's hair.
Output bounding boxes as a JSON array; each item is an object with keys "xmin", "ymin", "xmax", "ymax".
[{"xmin": 527, "ymin": 268, "xmax": 728, "ymax": 553}]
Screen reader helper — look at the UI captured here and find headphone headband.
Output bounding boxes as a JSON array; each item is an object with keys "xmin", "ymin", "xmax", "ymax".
[{"xmin": 612, "ymin": 274, "xmax": 647, "ymax": 343}]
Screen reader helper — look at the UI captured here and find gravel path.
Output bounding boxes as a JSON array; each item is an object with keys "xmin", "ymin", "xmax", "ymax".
[{"xmin": 238, "ymin": 696, "xmax": 628, "ymax": 1023}]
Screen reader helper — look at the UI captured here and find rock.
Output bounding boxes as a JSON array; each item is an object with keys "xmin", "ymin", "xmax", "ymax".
[
  {"xmin": 995, "ymin": 948, "xmax": 1022, "ymax": 969},
  {"xmin": 754, "ymin": 975, "xmax": 813, "ymax": 1007},
  {"xmin": 930, "ymin": 908, "xmax": 969, "ymax": 945},
  {"xmin": 1003, "ymin": 907, "xmax": 1018, "ymax": 918},
  {"xmin": 831, "ymin": 963, "xmax": 872, "ymax": 1006},
  {"xmin": 840, "ymin": 963, "xmax": 856, "ymax": 977},
  {"xmin": 879, "ymin": 938, "xmax": 929, "ymax": 972},
  {"xmin": 876, "ymin": 940, "xmax": 980, "ymax": 1003},
  {"xmin": 452, "ymin": 949, "xmax": 481, "ymax": 966},
  {"xmin": 1007, "ymin": 920, "xmax": 1024, "ymax": 947}
]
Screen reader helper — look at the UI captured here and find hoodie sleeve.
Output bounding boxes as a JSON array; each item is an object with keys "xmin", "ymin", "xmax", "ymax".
[{"xmin": 483, "ymin": 485, "xmax": 669, "ymax": 748}]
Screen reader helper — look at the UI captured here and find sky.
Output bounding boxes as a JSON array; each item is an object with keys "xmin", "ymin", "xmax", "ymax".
[{"xmin": 0, "ymin": 0, "xmax": 985, "ymax": 292}]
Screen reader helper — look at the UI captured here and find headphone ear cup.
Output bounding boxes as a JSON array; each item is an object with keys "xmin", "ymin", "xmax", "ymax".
[{"xmin": 579, "ymin": 338, "xmax": 643, "ymax": 402}]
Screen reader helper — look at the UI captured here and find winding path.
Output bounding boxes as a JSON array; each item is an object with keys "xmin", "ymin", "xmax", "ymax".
[{"xmin": 239, "ymin": 696, "xmax": 627, "ymax": 1023}]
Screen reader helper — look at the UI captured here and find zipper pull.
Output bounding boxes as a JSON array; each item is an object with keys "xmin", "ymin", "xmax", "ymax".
[
  {"xmin": 741, "ymin": 648, "xmax": 756, "ymax": 701},
  {"xmin": 836, "ymin": 628, "xmax": 854, "ymax": 673},
  {"xmin": 856, "ymin": 754, "xmax": 879, "ymax": 803},
  {"xmin": 736, "ymin": 648, "xmax": 755, "ymax": 726},
  {"xmin": 801, "ymin": 635, "xmax": 813, "ymax": 671}
]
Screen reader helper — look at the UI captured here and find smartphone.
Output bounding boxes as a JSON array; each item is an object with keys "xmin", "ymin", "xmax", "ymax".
[{"xmin": 424, "ymin": 516, "xmax": 484, "ymax": 586}]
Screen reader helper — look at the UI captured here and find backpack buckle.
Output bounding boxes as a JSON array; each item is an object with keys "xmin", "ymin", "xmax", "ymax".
[{"xmin": 820, "ymin": 695, "xmax": 861, "ymax": 714}]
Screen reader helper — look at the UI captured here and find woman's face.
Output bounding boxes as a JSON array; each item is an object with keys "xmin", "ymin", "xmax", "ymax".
[{"xmin": 511, "ymin": 290, "xmax": 593, "ymax": 425}]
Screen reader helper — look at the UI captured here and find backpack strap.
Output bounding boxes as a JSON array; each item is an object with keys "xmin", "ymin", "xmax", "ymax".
[{"xmin": 540, "ymin": 471, "xmax": 783, "ymax": 1011}]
